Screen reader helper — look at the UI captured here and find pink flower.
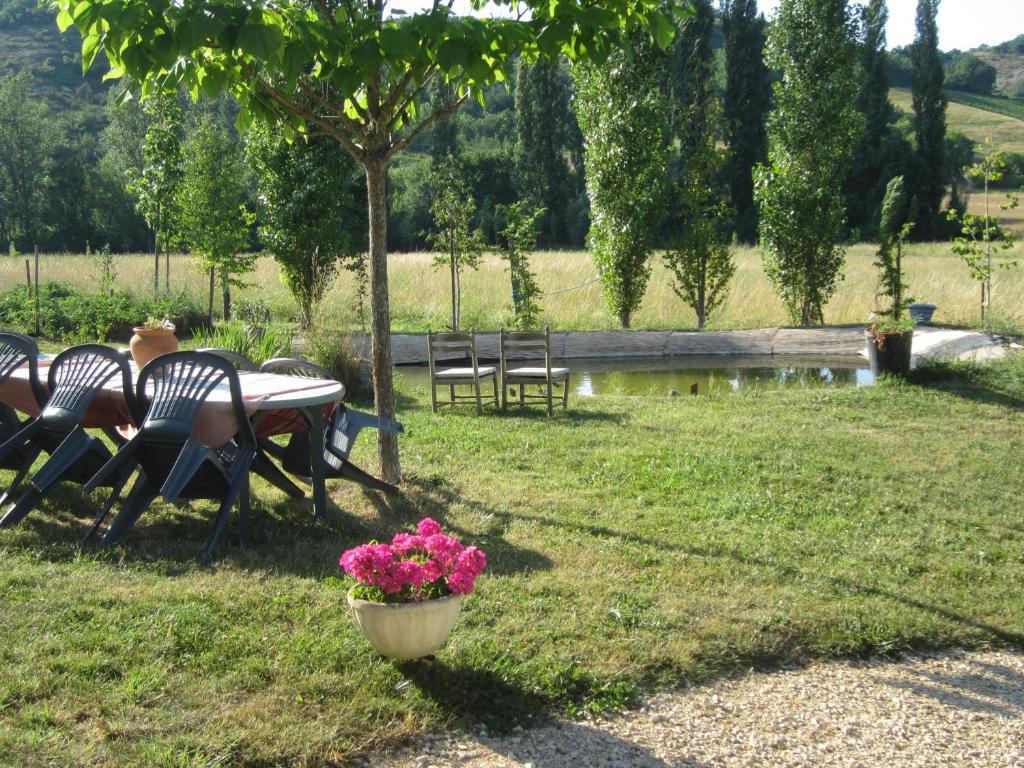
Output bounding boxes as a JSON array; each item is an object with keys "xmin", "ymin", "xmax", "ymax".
[
  {"xmin": 391, "ymin": 533, "xmax": 423, "ymax": 554},
  {"xmin": 417, "ymin": 518, "xmax": 443, "ymax": 536},
  {"xmin": 456, "ymin": 547, "xmax": 487, "ymax": 577},
  {"xmin": 448, "ymin": 569, "xmax": 476, "ymax": 595}
]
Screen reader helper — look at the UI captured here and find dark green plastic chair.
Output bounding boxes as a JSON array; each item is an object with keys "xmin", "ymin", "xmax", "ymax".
[
  {"xmin": 0, "ymin": 344, "xmax": 139, "ymax": 531},
  {"xmin": 0, "ymin": 332, "xmax": 48, "ymax": 506},
  {"xmin": 259, "ymin": 357, "xmax": 403, "ymax": 494},
  {"xmin": 87, "ymin": 351, "xmax": 255, "ymax": 556}
]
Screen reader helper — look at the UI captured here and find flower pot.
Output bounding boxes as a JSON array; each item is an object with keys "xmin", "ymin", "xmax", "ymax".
[
  {"xmin": 865, "ymin": 329, "xmax": 913, "ymax": 377},
  {"xmin": 907, "ymin": 303, "xmax": 937, "ymax": 324},
  {"xmin": 347, "ymin": 588, "xmax": 463, "ymax": 660},
  {"xmin": 129, "ymin": 325, "xmax": 178, "ymax": 368}
]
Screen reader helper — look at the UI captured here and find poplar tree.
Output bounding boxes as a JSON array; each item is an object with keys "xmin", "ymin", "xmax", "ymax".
[
  {"xmin": 754, "ymin": 0, "xmax": 863, "ymax": 326},
  {"xmin": 721, "ymin": 0, "xmax": 770, "ymax": 243},
  {"xmin": 845, "ymin": 0, "xmax": 894, "ymax": 237},
  {"xmin": 513, "ymin": 57, "xmax": 571, "ymax": 247},
  {"xmin": 663, "ymin": 0, "xmax": 734, "ymax": 329},
  {"xmin": 574, "ymin": 32, "xmax": 671, "ymax": 328},
  {"xmin": 911, "ymin": 0, "xmax": 947, "ymax": 238}
]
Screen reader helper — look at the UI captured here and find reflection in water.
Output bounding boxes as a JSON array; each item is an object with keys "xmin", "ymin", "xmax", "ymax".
[{"xmin": 397, "ymin": 355, "xmax": 874, "ymax": 398}]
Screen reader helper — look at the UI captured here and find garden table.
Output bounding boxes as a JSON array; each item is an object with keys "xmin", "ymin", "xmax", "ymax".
[{"xmin": 0, "ymin": 357, "xmax": 344, "ymax": 520}]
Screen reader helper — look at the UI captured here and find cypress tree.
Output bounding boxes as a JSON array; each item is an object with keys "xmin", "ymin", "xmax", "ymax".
[
  {"xmin": 910, "ymin": 0, "xmax": 947, "ymax": 238},
  {"xmin": 721, "ymin": 0, "xmax": 771, "ymax": 243},
  {"xmin": 513, "ymin": 57, "xmax": 571, "ymax": 247},
  {"xmin": 845, "ymin": 0, "xmax": 894, "ymax": 237}
]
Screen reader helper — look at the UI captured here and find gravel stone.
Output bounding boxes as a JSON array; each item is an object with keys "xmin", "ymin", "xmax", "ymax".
[{"xmin": 365, "ymin": 650, "xmax": 1024, "ymax": 767}]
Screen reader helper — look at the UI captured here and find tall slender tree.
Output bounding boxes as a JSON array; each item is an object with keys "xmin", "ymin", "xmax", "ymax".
[
  {"xmin": 845, "ymin": 0, "xmax": 894, "ymax": 237},
  {"xmin": 754, "ymin": 0, "xmax": 863, "ymax": 326},
  {"xmin": 514, "ymin": 57, "xmax": 571, "ymax": 247},
  {"xmin": 0, "ymin": 73, "xmax": 54, "ymax": 249},
  {"xmin": 575, "ymin": 32, "xmax": 670, "ymax": 328},
  {"xmin": 910, "ymin": 0, "xmax": 947, "ymax": 239},
  {"xmin": 663, "ymin": 0, "xmax": 734, "ymax": 329},
  {"xmin": 721, "ymin": 0, "xmax": 770, "ymax": 243}
]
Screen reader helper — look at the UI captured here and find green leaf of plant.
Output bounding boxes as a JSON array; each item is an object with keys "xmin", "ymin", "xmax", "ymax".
[
  {"xmin": 379, "ymin": 27, "xmax": 418, "ymax": 59},
  {"xmin": 436, "ymin": 38, "xmax": 470, "ymax": 72},
  {"xmin": 237, "ymin": 23, "xmax": 283, "ymax": 60}
]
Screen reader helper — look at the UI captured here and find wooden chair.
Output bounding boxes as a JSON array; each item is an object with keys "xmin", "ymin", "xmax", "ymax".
[
  {"xmin": 426, "ymin": 330, "xmax": 498, "ymax": 415},
  {"xmin": 499, "ymin": 326, "xmax": 570, "ymax": 416}
]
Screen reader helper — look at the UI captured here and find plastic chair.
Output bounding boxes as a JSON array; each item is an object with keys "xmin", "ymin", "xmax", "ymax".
[
  {"xmin": 197, "ymin": 348, "xmax": 259, "ymax": 372},
  {"xmin": 0, "ymin": 332, "xmax": 48, "ymax": 505},
  {"xmin": 0, "ymin": 344, "xmax": 139, "ymax": 530},
  {"xmin": 499, "ymin": 326, "xmax": 570, "ymax": 416},
  {"xmin": 426, "ymin": 330, "xmax": 498, "ymax": 414},
  {"xmin": 87, "ymin": 352, "xmax": 256, "ymax": 556},
  {"xmin": 259, "ymin": 358, "xmax": 404, "ymax": 494}
]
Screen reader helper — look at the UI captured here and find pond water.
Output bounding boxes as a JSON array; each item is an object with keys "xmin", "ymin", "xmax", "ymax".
[{"xmin": 397, "ymin": 355, "xmax": 875, "ymax": 397}]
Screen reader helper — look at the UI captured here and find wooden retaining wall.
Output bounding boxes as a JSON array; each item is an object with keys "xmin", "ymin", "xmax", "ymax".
[{"xmin": 349, "ymin": 327, "xmax": 869, "ymax": 365}]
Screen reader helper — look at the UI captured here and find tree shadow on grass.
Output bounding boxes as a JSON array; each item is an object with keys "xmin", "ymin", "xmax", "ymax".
[
  {"xmin": 907, "ymin": 359, "xmax": 1024, "ymax": 412},
  {"xmin": 0, "ymin": 472, "xmax": 552, "ymax": 580}
]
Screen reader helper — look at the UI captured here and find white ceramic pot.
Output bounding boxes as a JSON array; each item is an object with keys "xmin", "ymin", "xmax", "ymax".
[{"xmin": 347, "ymin": 589, "xmax": 463, "ymax": 660}]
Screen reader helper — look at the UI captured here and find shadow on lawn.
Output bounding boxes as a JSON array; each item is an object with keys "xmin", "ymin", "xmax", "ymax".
[
  {"xmin": 395, "ymin": 661, "xmax": 677, "ymax": 767},
  {"xmin": 907, "ymin": 360, "xmax": 1024, "ymax": 412},
  {"xmin": 0, "ymin": 472, "xmax": 553, "ymax": 580}
]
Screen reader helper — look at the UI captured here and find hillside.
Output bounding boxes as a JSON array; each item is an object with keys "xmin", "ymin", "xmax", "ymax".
[{"xmin": 889, "ymin": 87, "xmax": 1024, "ymax": 155}]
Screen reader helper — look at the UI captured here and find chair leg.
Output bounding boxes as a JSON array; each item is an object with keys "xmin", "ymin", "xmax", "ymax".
[
  {"xmin": 474, "ymin": 378, "xmax": 482, "ymax": 415},
  {"xmin": 84, "ymin": 464, "xmax": 137, "ymax": 542},
  {"xmin": 492, "ymin": 376, "xmax": 499, "ymax": 409},
  {"xmin": 546, "ymin": 379, "xmax": 553, "ymax": 417},
  {"xmin": 100, "ymin": 475, "xmax": 160, "ymax": 547},
  {"xmin": 501, "ymin": 378, "xmax": 507, "ymax": 410},
  {"xmin": 430, "ymin": 380, "xmax": 438, "ymax": 414},
  {"xmin": 562, "ymin": 375, "xmax": 570, "ymax": 410},
  {"xmin": 0, "ymin": 457, "xmax": 35, "ymax": 508},
  {"xmin": 337, "ymin": 459, "xmax": 399, "ymax": 494},
  {"xmin": 0, "ymin": 484, "xmax": 46, "ymax": 528},
  {"xmin": 203, "ymin": 471, "xmax": 248, "ymax": 558},
  {"xmin": 519, "ymin": 382, "xmax": 525, "ymax": 405},
  {"xmin": 449, "ymin": 384, "xmax": 455, "ymax": 409}
]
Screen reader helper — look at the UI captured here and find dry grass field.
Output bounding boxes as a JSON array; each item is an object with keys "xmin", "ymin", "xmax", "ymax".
[{"xmin": 3, "ymin": 242, "xmax": 1022, "ymax": 333}]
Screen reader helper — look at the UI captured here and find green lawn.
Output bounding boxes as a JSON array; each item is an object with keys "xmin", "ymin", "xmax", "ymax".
[{"xmin": 2, "ymin": 355, "xmax": 1024, "ymax": 766}]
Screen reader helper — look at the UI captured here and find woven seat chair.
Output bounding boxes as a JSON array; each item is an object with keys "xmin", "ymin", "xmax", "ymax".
[
  {"xmin": 499, "ymin": 326, "xmax": 570, "ymax": 416},
  {"xmin": 426, "ymin": 330, "xmax": 498, "ymax": 415}
]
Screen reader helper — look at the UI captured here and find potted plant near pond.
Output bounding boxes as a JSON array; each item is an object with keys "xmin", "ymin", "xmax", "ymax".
[
  {"xmin": 129, "ymin": 317, "xmax": 177, "ymax": 367},
  {"xmin": 867, "ymin": 176, "xmax": 916, "ymax": 376},
  {"xmin": 340, "ymin": 518, "xmax": 487, "ymax": 660}
]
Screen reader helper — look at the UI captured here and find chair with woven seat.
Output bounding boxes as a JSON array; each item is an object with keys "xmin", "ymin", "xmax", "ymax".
[
  {"xmin": 0, "ymin": 344, "xmax": 140, "ymax": 530},
  {"xmin": 427, "ymin": 330, "xmax": 498, "ymax": 415},
  {"xmin": 259, "ymin": 357, "xmax": 404, "ymax": 494},
  {"xmin": 499, "ymin": 326, "xmax": 570, "ymax": 416},
  {"xmin": 87, "ymin": 351, "xmax": 256, "ymax": 556},
  {"xmin": 0, "ymin": 332, "xmax": 48, "ymax": 506}
]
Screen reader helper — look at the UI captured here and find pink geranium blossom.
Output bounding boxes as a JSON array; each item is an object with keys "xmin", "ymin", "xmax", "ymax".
[{"xmin": 339, "ymin": 518, "xmax": 487, "ymax": 603}]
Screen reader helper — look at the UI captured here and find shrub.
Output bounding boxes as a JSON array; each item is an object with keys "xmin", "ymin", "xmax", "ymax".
[
  {"xmin": 305, "ymin": 326, "xmax": 370, "ymax": 402},
  {"xmin": 191, "ymin": 322, "xmax": 293, "ymax": 365}
]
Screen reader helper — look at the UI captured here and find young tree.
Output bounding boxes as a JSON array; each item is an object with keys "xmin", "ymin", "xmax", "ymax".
[
  {"xmin": 663, "ymin": 0, "xmax": 734, "ymax": 330},
  {"xmin": 947, "ymin": 140, "xmax": 1020, "ymax": 323},
  {"xmin": 176, "ymin": 114, "xmax": 254, "ymax": 322},
  {"xmin": 514, "ymin": 57, "xmax": 571, "ymax": 246},
  {"xmin": 910, "ymin": 0, "xmax": 947, "ymax": 238},
  {"xmin": 845, "ymin": 0, "xmax": 896, "ymax": 237},
  {"xmin": 498, "ymin": 200, "xmax": 545, "ymax": 329},
  {"xmin": 128, "ymin": 91, "xmax": 183, "ymax": 293},
  {"xmin": 247, "ymin": 124, "xmax": 367, "ymax": 328},
  {"xmin": 426, "ymin": 155, "xmax": 486, "ymax": 331},
  {"xmin": 0, "ymin": 73, "xmax": 54, "ymax": 249},
  {"xmin": 56, "ymin": 0, "xmax": 675, "ymax": 484},
  {"xmin": 721, "ymin": 0, "xmax": 771, "ymax": 243},
  {"xmin": 574, "ymin": 33, "xmax": 670, "ymax": 329},
  {"xmin": 874, "ymin": 175, "xmax": 913, "ymax": 319},
  {"xmin": 754, "ymin": 0, "xmax": 863, "ymax": 326}
]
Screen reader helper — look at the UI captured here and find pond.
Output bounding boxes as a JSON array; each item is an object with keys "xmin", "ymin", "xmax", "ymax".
[{"xmin": 397, "ymin": 355, "xmax": 875, "ymax": 397}]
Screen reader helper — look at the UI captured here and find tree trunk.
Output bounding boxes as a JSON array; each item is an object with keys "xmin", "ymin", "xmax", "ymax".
[
  {"xmin": 207, "ymin": 267, "xmax": 215, "ymax": 325},
  {"xmin": 697, "ymin": 258, "xmax": 707, "ymax": 331},
  {"xmin": 165, "ymin": 251, "xmax": 170, "ymax": 293},
  {"xmin": 366, "ymin": 159, "xmax": 401, "ymax": 485},
  {"xmin": 154, "ymin": 211, "xmax": 160, "ymax": 294},
  {"xmin": 222, "ymin": 272, "xmax": 231, "ymax": 321},
  {"xmin": 449, "ymin": 240, "xmax": 458, "ymax": 330}
]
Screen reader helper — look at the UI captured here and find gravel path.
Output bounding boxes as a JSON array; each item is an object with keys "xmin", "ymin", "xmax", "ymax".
[{"xmin": 360, "ymin": 650, "xmax": 1024, "ymax": 768}]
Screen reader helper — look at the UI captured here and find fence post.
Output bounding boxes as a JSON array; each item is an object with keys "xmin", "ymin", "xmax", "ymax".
[
  {"xmin": 24, "ymin": 259, "xmax": 30, "ymax": 289},
  {"xmin": 34, "ymin": 245, "xmax": 40, "ymax": 337}
]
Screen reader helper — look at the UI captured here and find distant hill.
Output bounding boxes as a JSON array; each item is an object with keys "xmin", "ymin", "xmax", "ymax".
[
  {"xmin": 0, "ymin": 1, "xmax": 109, "ymax": 110},
  {"xmin": 974, "ymin": 34, "xmax": 1024, "ymax": 98},
  {"xmin": 889, "ymin": 87, "xmax": 1024, "ymax": 155}
]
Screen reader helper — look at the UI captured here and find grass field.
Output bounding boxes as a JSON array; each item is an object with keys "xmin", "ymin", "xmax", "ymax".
[
  {"xmin": 890, "ymin": 87, "xmax": 1024, "ymax": 154},
  {"xmin": 1, "ymin": 355, "xmax": 1023, "ymax": 766},
  {"xmin": 945, "ymin": 89, "xmax": 1024, "ymax": 122},
  {"xmin": 4, "ymin": 242, "xmax": 1022, "ymax": 335}
]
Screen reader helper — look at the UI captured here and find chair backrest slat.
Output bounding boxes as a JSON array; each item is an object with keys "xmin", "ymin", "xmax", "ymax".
[
  {"xmin": 261, "ymin": 357, "xmax": 335, "ymax": 380},
  {"xmin": 0, "ymin": 332, "xmax": 46, "ymax": 407},
  {"xmin": 500, "ymin": 326, "xmax": 553, "ymax": 371},
  {"xmin": 137, "ymin": 352, "xmax": 255, "ymax": 448},
  {"xmin": 44, "ymin": 344, "xmax": 134, "ymax": 425}
]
